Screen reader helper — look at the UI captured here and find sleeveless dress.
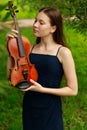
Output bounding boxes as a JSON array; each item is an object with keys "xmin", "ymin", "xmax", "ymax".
[{"xmin": 23, "ymin": 46, "xmax": 64, "ymax": 130}]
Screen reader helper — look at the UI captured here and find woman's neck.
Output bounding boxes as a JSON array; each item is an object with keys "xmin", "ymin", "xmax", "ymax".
[{"xmin": 40, "ymin": 36, "xmax": 57, "ymax": 50}]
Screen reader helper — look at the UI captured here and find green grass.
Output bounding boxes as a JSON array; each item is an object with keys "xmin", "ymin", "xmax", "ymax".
[
  {"xmin": 0, "ymin": 81, "xmax": 23, "ymax": 130},
  {"xmin": 64, "ymin": 26, "xmax": 87, "ymax": 88},
  {"xmin": 63, "ymin": 26, "xmax": 87, "ymax": 130},
  {"xmin": 0, "ymin": 26, "xmax": 87, "ymax": 130}
]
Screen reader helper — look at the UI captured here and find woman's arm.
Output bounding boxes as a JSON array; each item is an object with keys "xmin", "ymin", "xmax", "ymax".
[
  {"xmin": 46, "ymin": 47, "xmax": 78, "ymax": 96},
  {"xmin": 51, "ymin": 47, "xmax": 78, "ymax": 96}
]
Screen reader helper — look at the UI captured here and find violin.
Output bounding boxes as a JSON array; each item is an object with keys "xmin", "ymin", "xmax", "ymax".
[{"xmin": 6, "ymin": 1, "xmax": 38, "ymax": 89}]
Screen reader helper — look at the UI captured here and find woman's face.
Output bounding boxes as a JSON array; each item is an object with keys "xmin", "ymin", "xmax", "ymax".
[{"xmin": 33, "ymin": 12, "xmax": 55, "ymax": 38}]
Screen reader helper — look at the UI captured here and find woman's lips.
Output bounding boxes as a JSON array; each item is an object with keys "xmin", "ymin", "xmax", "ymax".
[{"xmin": 33, "ymin": 29, "xmax": 39, "ymax": 33}]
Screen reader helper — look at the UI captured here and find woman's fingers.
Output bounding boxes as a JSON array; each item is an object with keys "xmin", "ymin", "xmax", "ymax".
[
  {"xmin": 6, "ymin": 29, "xmax": 18, "ymax": 40},
  {"xmin": 30, "ymin": 79, "xmax": 39, "ymax": 86},
  {"xmin": 9, "ymin": 32, "xmax": 18, "ymax": 38},
  {"xmin": 21, "ymin": 79, "xmax": 45, "ymax": 93},
  {"xmin": 11, "ymin": 29, "xmax": 18, "ymax": 34},
  {"xmin": 9, "ymin": 29, "xmax": 18, "ymax": 37}
]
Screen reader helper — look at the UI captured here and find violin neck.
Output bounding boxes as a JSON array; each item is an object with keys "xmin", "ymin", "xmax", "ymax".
[{"xmin": 14, "ymin": 16, "xmax": 26, "ymax": 57}]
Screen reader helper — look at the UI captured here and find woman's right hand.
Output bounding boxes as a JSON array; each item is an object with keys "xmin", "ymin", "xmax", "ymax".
[{"xmin": 6, "ymin": 29, "xmax": 18, "ymax": 41}]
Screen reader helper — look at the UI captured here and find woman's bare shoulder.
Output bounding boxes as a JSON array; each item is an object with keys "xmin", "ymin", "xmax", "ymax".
[
  {"xmin": 58, "ymin": 46, "xmax": 72, "ymax": 63},
  {"xmin": 60, "ymin": 47, "xmax": 71, "ymax": 56}
]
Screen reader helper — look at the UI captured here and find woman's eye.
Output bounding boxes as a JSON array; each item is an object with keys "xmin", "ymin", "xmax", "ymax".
[
  {"xmin": 34, "ymin": 19, "xmax": 37, "ymax": 23},
  {"xmin": 34, "ymin": 19, "xmax": 45, "ymax": 25},
  {"xmin": 40, "ymin": 22, "xmax": 44, "ymax": 25},
  {"xmin": 39, "ymin": 21, "xmax": 45, "ymax": 25}
]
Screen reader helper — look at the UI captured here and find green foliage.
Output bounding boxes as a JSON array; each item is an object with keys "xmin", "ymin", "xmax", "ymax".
[
  {"xmin": 66, "ymin": 0, "xmax": 87, "ymax": 33},
  {"xmin": 63, "ymin": 90, "xmax": 87, "ymax": 130},
  {"xmin": 0, "ymin": 81, "xmax": 23, "ymax": 130},
  {"xmin": 0, "ymin": 0, "xmax": 36, "ymax": 21}
]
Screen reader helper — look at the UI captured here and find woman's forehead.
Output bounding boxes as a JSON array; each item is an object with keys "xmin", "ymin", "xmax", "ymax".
[{"xmin": 36, "ymin": 12, "xmax": 50, "ymax": 22}]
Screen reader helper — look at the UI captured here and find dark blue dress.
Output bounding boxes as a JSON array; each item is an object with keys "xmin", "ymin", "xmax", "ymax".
[{"xmin": 23, "ymin": 47, "xmax": 64, "ymax": 130}]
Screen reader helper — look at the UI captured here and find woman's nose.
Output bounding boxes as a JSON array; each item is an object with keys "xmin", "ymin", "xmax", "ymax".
[{"xmin": 33, "ymin": 21, "xmax": 39, "ymax": 27}]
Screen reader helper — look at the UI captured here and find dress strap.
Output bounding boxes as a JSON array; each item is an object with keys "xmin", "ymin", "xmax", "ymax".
[
  {"xmin": 30, "ymin": 45, "xmax": 35, "ymax": 53},
  {"xmin": 56, "ymin": 46, "xmax": 63, "ymax": 56}
]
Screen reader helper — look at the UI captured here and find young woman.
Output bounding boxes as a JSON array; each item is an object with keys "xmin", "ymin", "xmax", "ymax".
[{"xmin": 7, "ymin": 7, "xmax": 78, "ymax": 130}]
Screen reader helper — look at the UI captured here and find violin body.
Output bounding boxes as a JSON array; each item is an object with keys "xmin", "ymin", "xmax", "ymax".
[
  {"xmin": 6, "ymin": 1, "xmax": 38, "ymax": 89},
  {"xmin": 7, "ymin": 36, "xmax": 38, "ymax": 88}
]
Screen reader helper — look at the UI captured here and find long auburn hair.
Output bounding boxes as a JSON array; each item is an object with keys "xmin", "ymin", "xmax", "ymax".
[{"xmin": 36, "ymin": 7, "xmax": 66, "ymax": 47}]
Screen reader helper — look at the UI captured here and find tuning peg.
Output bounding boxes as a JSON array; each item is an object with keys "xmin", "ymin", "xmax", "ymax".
[{"xmin": 15, "ymin": 10, "xmax": 19, "ymax": 13}]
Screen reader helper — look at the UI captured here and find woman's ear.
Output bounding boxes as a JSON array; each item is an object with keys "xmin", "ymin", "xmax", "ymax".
[{"xmin": 51, "ymin": 25, "xmax": 56, "ymax": 33}]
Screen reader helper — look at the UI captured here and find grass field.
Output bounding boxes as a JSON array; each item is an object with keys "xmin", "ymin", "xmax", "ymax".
[{"xmin": 0, "ymin": 26, "xmax": 87, "ymax": 130}]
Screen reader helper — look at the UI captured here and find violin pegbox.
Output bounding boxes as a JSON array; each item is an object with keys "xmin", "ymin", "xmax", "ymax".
[{"xmin": 6, "ymin": 1, "xmax": 19, "ymax": 18}]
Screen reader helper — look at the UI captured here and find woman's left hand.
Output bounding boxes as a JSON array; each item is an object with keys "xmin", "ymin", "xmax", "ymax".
[{"xmin": 21, "ymin": 79, "xmax": 44, "ymax": 92}]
